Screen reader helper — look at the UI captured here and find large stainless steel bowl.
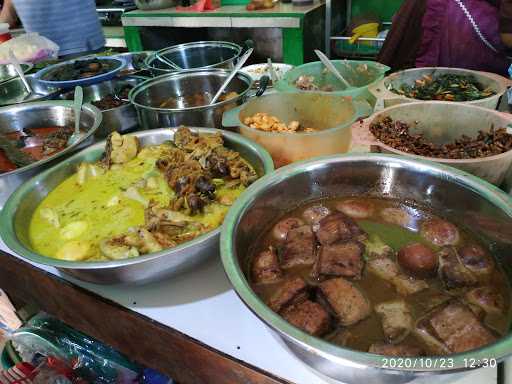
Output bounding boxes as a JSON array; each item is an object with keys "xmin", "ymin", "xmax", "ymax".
[
  {"xmin": 0, "ymin": 74, "xmax": 62, "ymax": 106},
  {"xmin": 130, "ymin": 69, "xmax": 253, "ymax": 129},
  {"xmin": 0, "ymin": 128, "xmax": 274, "ymax": 285},
  {"xmin": 0, "ymin": 101, "xmax": 102, "ymax": 209},
  {"xmin": 59, "ymin": 77, "xmax": 144, "ymax": 138},
  {"xmin": 144, "ymin": 41, "xmax": 241, "ymax": 77},
  {"xmin": 221, "ymin": 154, "xmax": 512, "ymax": 384}
]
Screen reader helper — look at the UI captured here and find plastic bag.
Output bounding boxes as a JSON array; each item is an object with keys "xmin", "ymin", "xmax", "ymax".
[
  {"xmin": 10, "ymin": 314, "xmax": 140, "ymax": 384},
  {"xmin": 0, "ymin": 33, "xmax": 59, "ymax": 64}
]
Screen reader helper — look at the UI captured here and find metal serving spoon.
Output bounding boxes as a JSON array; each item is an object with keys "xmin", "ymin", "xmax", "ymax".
[
  {"xmin": 314, "ymin": 49, "xmax": 352, "ymax": 89},
  {"xmin": 267, "ymin": 57, "xmax": 279, "ymax": 85},
  {"xmin": 67, "ymin": 86, "xmax": 83, "ymax": 146},
  {"xmin": 8, "ymin": 49, "xmax": 33, "ymax": 100},
  {"xmin": 209, "ymin": 48, "xmax": 254, "ymax": 105}
]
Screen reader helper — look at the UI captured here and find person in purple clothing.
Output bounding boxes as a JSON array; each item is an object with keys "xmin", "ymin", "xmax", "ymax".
[{"xmin": 377, "ymin": 0, "xmax": 512, "ymax": 76}]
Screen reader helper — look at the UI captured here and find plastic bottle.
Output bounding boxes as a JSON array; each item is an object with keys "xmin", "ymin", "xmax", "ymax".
[{"xmin": 0, "ymin": 23, "xmax": 12, "ymax": 44}]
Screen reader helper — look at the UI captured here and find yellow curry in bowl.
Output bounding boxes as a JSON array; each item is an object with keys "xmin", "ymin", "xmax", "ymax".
[{"xmin": 29, "ymin": 127, "xmax": 257, "ymax": 262}]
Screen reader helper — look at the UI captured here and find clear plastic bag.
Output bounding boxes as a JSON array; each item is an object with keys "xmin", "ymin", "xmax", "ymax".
[
  {"xmin": 10, "ymin": 314, "xmax": 141, "ymax": 384},
  {"xmin": 0, "ymin": 33, "xmax": 59, "ymax": 64}
]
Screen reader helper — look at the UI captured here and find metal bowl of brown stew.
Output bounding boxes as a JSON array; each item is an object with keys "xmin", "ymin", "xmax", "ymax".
[{"xmin": 221, "ymin": 154, "xmax": 512, "ymax": 383}]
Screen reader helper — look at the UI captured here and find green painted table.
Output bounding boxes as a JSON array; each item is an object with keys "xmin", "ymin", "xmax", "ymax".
[{"xmin": 121, "ymin": 2, "xmax": 325, "ymax": 65}]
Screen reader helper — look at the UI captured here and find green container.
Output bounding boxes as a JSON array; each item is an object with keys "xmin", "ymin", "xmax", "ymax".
[{"xmin": 275, "ymin": 60, "xmax": 390, "ymax": 103}]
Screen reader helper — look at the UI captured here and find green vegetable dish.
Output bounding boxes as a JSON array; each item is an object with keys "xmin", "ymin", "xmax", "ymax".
[
  {"xmin": 28, "ymin": 127, "xmax": 258, "ymax": 262},
  {"xmin": 390, "ymin": 74, "xmax": 496, "ymax": 102}
]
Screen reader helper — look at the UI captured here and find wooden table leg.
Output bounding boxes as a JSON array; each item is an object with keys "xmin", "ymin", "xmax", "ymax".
[
  {"xmin": 282, "ymin": 27, "xmax": 304, "ymax": 65},
  {"xmin": 123, "ymin": 26, "xmax": 144, "ymax": 52}
]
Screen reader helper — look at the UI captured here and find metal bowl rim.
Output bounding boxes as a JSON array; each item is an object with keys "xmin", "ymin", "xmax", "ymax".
[
  {"xmin": 0, "ymin": 74, "xmax": 62, "ymax": 106},
  {"xmin": 383, "ymin": 66, "xmax": 507, "ymax": 102},
  {"xmin": 0, "ymin": 62, "xmax": 34, "ymax": 83},
  {"xmin": 155, "ymin": 40, "xmax": 242, "ymax": 70},
  {"xmin": 368, "ymin": 100, "xmax": 512, "ymax": 164},
  {"xmin": 277, "ymin": 59, "xmax": 390, "ymax": 93},
  {"xmin": 34, "ymin": 56, "xmax": 126, "ymax": 86},
  {"xmin": 60, "ymin": 77, "xmax": 143, "ymax": 113},
  {"xmin": 0, "ymin": 127, "xmax": 274, "ymax": 270},
  {"xmin": 0, "ymin": 100, "xmax": 102, "ymax": 177},
  {"xmin": 220, "ymin": 153, "xmax": 512, "ymax": 372},
  {"xmin": 128, "ymin": 69, "xmax": 253, "ymax": 112},
  {"xmin": 234, "ymin": 93, "xmax": 366, "ymax": 137}
]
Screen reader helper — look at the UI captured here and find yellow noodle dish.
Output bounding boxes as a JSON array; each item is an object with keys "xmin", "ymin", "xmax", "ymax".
[{"xmin": 28, "ymin": 127, "xmax": 258, "ymax": 262}]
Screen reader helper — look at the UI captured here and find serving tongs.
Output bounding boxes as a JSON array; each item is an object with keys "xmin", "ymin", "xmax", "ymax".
[
  {"xmin": 210, "ymin": 48, "xmax": 254, "ymax": 105},
  {"xmin": 314, "ymin": 49, "xmax": 352, "ymax": 89}
]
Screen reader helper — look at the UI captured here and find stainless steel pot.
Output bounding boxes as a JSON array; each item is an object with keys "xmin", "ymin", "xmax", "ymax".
[
  {"xmin": 0, "ymin": 74, "xmax": 62, "ymax": 106},
  {"xmin": 221, "ymin": 154, "xmax": 512, "ymax": 383},
  {"xmin": 129, "ymin": 69, "xmax": 254, "ymax": 129},
  {"xmin": 60, "ymin": 77, "xmax": 143, "ymax": 138},
  {"xmin": 0, "ymin": 101, "xmax": 102, "ymax": 209},
  {"xmin": 144, "ymin": 41, "xmax": 241, "ymax": 77},
  {"xmin": 0, "ymin": 128, "xmax": 274, "ymax": 285}
]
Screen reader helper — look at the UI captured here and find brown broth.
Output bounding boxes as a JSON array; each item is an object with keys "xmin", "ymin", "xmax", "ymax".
[
  {"xmin": 0, "ymin": 126, "xmax": 70, "ymax": 173},
  {"xmin": 249, "ymin": 197, "xmax": 512, "ymax": 354}
]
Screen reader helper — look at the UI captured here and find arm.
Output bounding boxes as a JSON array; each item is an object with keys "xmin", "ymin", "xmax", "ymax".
[{"xmin": 0, "ymin": 0, "xmax": 18, "ymax": 28}]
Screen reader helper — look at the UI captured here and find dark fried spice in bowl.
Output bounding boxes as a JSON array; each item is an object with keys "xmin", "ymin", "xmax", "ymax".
[
  {"xmin": 91, "ymin": 85, "xmax": 133, "ymax": 111},
  {"xmin": 369, "ymin": 116, "xmax": 512, "ymax": 159}
]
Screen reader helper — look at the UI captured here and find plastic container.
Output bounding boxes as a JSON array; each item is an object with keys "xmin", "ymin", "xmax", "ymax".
[
  {"xmin": 352, "ymin": 101, "xmax": 512, "ymax": 186},
  {"xmin": 349, "ymin": 22, "xmax": 379, "ymax": 45},
  {"xmin": 369, "ymin": 67, "xmax": 511, "ymax": 110},
  {"xmin": 0, "ymin": 24, "xmax": 12, "ymax": 44},
  {"xmin": 223, "ymin": 93, "xmax": 372, "ymax": 168},
  {"xmin": 275, "ymin": 60, "xmax": 389, "ymax": 104}
]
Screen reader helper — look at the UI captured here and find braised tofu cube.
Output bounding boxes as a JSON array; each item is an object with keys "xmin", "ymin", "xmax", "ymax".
[
  {"xmin": 280, "ymin": 225, "xmax": 317, "ymax": 269},
  {"xmin": 315, "ymin": 241, "xmax": 365, "ymax": 279},
  {"xmin": 318, "ymin": 277, "xmax": 371, "ymax": 326},
  {"xmin": 367, "ymin": 256, "xmax": 429, "ymax": 296},
  {"xmin": 375, "ymin": 300, "xmax": 413, "ymax": 344},
  {"xmin": 268, "ymin": 277, "xmax": 309, "ymax": 312},
  {"xmin": 429, "ymin": 302, "xmax": 496, "ymax": 353},
  {"xmin": 282, "ymin": 300, "xmax": 331, "ymax": 336},
  {"xmin": 316, "ymin": 213, "xmax": 366, "ymax": 245},
  {"xmin": 252, "ymin": 247, "xmax": 282, "ymax": 284}
]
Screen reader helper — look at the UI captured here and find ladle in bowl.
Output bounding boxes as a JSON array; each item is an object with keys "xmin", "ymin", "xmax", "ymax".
[
  {"xmin": 67, "ymin": 86, "xmax": 83, "ymax": 146},
  {"xmin": 209, "ymin": 48, "xmax": 253, "ymax": 105},
  {"xmin": 314, "ymin": 49, "xmax": 352, "ymax": 89}
]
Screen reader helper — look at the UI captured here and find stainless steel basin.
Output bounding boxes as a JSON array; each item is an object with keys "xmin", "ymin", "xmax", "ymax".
[
  {"xmin": 144, "ymin": 41, "xmax": 241, "ymax": 77},
  {"xmin": 221, "ymin": 154, "xmax": 512, "ymax": 383},
  {"xmin": 0, "ymin": 74, "xmax": 62, "ymax": 106},
  {"xmin": 129, "ymin": 69, "xmax": 253, "ymax": 129},
  {"xmin": 0, "ymin": 128, "xmax": 274, "ymax": 285},
  {"xmin": 59, "ymin": 77, "xmax": 144, "ymax": 138},
  {"xmin": 0, "ymin": 101, "xmax": 102, "ymax": 208}
]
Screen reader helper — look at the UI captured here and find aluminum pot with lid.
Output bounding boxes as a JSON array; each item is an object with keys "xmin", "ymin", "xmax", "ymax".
[
  {"xmin": 144, "ymin": 41, "xmax": 242, "ymax": 77},
  {"xmin": 129, "ymin": 69, "xmax": 257, "ymax": 129}
]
